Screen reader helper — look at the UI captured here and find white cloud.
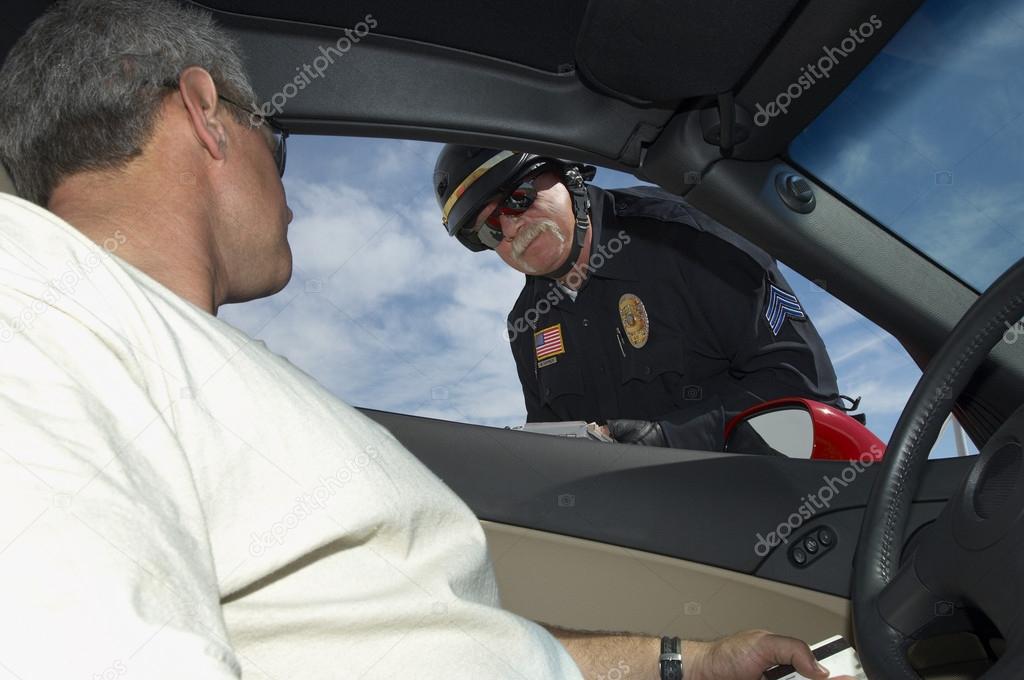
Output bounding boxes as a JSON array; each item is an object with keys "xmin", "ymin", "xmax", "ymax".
[
  {"xmin": 830, "ymin": 334, "xmax": 890, "ymax": 366},
  {"xmin": 833, "ymin": 139, "xmax": 871, "ymax": 187},
  {"xmin": 797, "ymin": 296, "xmax": 860, "ymax": 336},
  {"xmin": 839, "ymin": 376, "xmax": 913, "ymax": 415}
]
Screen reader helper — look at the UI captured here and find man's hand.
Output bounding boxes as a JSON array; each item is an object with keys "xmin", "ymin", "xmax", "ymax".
[
  {"xmin": 605, "ymin": 419, "xmax": 668, "ymax": 447},
  {"xmin": 542, "ymin": 623, "xmax": 857, "ymax": 680},
  {"xmin": 685, "ymin": 630, "xmax": 856, "ymax": 680}
]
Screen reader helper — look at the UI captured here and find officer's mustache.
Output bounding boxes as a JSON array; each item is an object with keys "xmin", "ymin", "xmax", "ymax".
[{"xmin": 510, "ymin": 219, "xmax": 565, "ymax": 260}]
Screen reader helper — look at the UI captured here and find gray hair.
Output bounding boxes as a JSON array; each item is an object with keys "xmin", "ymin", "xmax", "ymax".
[{"xmin": 0, "ymin": 0, "xmax": 259, "ymax": 206}]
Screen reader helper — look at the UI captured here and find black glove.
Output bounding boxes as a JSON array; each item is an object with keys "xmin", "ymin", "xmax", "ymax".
[{"xmin": 606, "ymin": 419, "xmax": 668, "ymax": 447}]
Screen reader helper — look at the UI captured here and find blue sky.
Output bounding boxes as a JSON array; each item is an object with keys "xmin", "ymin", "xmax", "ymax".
[
  {"xmin": 215, "ymin": 0, "xmax": 1024, "ymax": 460},
  {"xmin": 790, "ymin": 0, "xmax": 1024, "ymax": 292}
]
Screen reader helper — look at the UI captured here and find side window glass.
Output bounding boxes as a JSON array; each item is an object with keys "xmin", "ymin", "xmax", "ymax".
[
  {"xmin": 780, "ymin": 265, "xmax": 977, "ymax": 458},
  {"xmin": 219, "ymin": 135, "xmax": 976, "ymax": 458}
]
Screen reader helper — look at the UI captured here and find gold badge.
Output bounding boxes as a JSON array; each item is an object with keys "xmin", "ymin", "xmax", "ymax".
[{"xmin": 618, "ymin": 293, "xmax": 649, "ymax": 349}]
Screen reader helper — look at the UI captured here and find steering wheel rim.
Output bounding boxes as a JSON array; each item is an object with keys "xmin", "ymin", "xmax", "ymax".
[{"xmin": 851, "ymin": 256, "xmax": 1024, "ymax": 679}]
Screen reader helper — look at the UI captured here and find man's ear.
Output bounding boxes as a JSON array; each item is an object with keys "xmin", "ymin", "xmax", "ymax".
[{"xmin": 175, "ymin": 66, "xmax": 228, "ymax": 163}]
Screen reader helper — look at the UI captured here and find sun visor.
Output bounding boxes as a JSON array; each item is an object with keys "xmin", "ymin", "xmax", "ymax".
[{"xmin": 574, "ymin": 0, "xmax": 802, "ymax": 103}]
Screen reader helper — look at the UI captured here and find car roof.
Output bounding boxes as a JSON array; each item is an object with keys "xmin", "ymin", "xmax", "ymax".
[{"xmin": 3, "ymin": 0, "xmax": 925, "ymax": 186}]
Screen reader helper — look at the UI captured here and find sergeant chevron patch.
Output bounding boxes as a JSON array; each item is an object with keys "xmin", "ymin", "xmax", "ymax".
[{"xmin": 764, "ymin": 282, "xmax": 806, "ymax": 335}]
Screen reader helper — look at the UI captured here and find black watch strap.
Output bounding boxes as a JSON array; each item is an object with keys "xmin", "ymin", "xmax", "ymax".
[{"xmin": 660, "ymin": 636, "xmax": 683, "ymax": 680}]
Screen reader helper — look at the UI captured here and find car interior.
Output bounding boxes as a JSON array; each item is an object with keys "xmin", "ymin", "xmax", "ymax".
[{"xmin": 3, "ymin": 1, "xmax": 1023, "ymax": 678}]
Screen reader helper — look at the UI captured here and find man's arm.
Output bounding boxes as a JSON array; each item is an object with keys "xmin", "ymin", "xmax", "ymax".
[
  {"xmin": 542, "ymin": 625, "xmax": 847, "ymax": 680},
  {"xmin": 0, "ymin": 306, "xmax": 240, "ymax": 678},
  {"xmin": 542, "ymin": 624, "xmax": 662, "ymax": 678}
]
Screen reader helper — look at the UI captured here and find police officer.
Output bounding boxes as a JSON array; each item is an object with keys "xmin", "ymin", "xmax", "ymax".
[{"xmin": 433, "ymin": 145, "xmax": 840, "ymax": 450}]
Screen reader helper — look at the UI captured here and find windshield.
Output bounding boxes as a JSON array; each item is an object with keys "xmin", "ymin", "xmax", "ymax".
[{"xmin": 789, "ymin": 0, "xmax": 1024, "ymax": 292}]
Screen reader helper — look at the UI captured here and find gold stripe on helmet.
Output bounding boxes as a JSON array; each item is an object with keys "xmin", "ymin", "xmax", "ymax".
[{"xmin": 441, "ymin": 150, "xmax": 516, "ymax": 226}]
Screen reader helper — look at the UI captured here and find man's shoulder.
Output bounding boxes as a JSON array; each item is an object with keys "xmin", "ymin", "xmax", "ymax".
[{"xmin": 598, "ymin": 185, "xmax": 776, "ymax": 271}]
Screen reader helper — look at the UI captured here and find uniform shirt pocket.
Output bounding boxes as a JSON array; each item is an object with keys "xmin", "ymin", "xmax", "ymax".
[
  {"xmin": 620, "ymin": 336, "xmax": 688, "ymax": 385},
  {"xmin": 537, "ymin": 358, "xmax": 586, "ymax": 407},
  {"xmin": 620, "ymin": 336, "xmax": 705, "ymax": 412}
]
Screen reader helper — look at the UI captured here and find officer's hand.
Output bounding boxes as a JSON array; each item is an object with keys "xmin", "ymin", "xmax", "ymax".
[{"xmin": 605, "ymin": 419, "xmax": 667, "ymax": 447}]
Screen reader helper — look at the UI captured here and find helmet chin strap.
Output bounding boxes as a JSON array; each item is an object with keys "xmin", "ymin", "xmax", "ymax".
[{"xmin": 541, "ymin": 166, "xmax": 591, "ymax": 281}]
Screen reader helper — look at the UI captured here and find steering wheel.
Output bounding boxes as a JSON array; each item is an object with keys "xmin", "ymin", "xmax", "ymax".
[{"xmin": 852, "ymin": 256, "xmax": 1024, "ymax": 679}]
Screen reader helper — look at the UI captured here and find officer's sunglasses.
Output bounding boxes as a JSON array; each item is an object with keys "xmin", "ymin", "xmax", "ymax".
[
  {"xmin": 470, "ymin": 174, "xmax": 541, "ymax": 248},
  {"xmin": 160, "ymin": 80, "xmax": 288, "ymax": 177}
]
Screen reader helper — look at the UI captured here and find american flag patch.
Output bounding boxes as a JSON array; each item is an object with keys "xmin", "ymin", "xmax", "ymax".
[{"xmin": 534, "ymin": 324, "xmax": 565, "ymax": 361}]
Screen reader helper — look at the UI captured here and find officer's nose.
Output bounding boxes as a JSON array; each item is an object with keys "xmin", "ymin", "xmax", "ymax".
[{"xmin": 498, "ymin": 211, "xmax": 524, "ymax": 242}]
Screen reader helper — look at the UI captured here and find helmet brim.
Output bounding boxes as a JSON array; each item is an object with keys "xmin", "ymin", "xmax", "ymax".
[{"xmin": 450, "ymin": 156, "xmax": 564, "ymax": 250}]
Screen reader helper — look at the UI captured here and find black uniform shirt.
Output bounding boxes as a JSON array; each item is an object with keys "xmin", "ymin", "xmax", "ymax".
[{"xmin": 507, "ymin": 185, "xmax": 840, "ymax": 451}]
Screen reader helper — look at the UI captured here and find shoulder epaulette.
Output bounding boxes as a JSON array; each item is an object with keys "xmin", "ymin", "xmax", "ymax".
[{"xmin": 606, "ymin": 186, "xmax": 775, "ymax": 271}]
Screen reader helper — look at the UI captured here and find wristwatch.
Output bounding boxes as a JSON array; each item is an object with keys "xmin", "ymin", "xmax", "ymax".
[{"xmin": 660, "ymin": 636, "xmax": 683, "ymax": 680}]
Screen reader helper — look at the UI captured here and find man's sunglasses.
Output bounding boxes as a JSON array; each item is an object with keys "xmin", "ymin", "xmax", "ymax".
[
  {"xmin": 469, "ymin": 175, "xmax": 541, "ymax": 249},
  {"xmin": 161, "ymin": 80, "xmax": 288, "ymax": 177},
  {"xmin": 218, "ymin": 94, "xmax": 288, "ymax": 177}
]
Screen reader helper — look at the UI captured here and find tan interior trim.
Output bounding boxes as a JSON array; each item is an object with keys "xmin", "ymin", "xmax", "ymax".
[{"xmin": 482, "ymin": 520, "xmax": 852, "ymax": 644}]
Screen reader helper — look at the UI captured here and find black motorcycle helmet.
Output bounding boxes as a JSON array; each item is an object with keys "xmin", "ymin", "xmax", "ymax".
[{"xmin": 433, "ymin": 144, "xmax": 596, "ymax": 278}]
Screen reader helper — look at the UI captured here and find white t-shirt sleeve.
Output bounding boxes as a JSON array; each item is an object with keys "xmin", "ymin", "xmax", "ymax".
[{"xmin": 0, "ymin": 297, "xmax": 241, "ymax": 679}]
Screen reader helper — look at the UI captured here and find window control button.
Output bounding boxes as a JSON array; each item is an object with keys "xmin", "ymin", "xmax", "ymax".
[
  {"xmin": 818, "ymin": 529, "xmax": 834, "ymax": 547},
  {"xmin": 792, "ymin": 547, "xmax": 808, "ymax": 565},
  {"xmin": 804, "ymin": 537, "xmax": 819, "ymax": 554}
]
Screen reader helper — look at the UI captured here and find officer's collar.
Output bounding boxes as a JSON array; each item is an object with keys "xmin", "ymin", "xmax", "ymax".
[{"xmin": 583, "ymin": 185, "xmax": 639, "ymax": 282}]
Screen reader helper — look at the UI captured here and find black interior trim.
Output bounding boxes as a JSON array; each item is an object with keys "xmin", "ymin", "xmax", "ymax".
[
  {"xmin": 194, "ymin": 0, "xmax": 589, "ymax": 73},
  {"xmin": 784, "ymin": 156, "xmax": 979, "ymax": 295},
  {"xmin": 363, "ymin": 408, "xmax": 973, "ymax": 597},
  {"xmin": 573, "ymin": 0, "xmax": 801, "ymax": 104},
  {"xmin": 215, "ymin": 10, "xmax": 676, "ymax": 169},
  {"xmin": 2, "ymin": 0, "xmax": 926, "ymax": 171}
]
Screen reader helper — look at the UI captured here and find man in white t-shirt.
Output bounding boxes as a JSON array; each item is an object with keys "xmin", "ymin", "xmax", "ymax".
[{"xmin": 0, "ymin": 2, "xmax": 851, "ymax": 679}]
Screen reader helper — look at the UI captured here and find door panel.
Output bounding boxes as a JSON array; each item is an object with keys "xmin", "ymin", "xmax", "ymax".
[
  {"xmin": 484, "ymin": 521, "xmax": 850, "ymax": 643},
  {"xmin": 364, "ymin": 409, "xmax": 974, "ymax": 598}
]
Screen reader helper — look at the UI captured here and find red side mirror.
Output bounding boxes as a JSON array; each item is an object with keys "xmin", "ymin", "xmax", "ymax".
[{"xmin": 724, "ymin": 398, "xmax": 885, "ymax": 461}]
